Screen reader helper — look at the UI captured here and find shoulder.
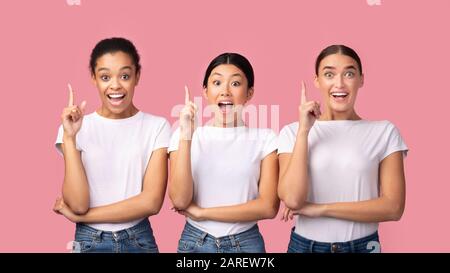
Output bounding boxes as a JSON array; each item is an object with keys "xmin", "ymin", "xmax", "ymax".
[
  {"xmin": 140, "ymin": 112, "xmax": 169, "ymax": 125},
  {"xmin": 280, "ymin": 121, "xmax": 299, "ymax": 136},
  {"xmin": 363, "ymin": 120, "xmax": 397, "ymax": 131}
]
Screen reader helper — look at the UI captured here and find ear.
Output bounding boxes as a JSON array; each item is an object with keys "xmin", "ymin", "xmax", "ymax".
[
  {"xmin": 135, "ymin": 71, "xmax": 140, "ymax": 86},
  {"xmin": 246, "ymin": 87, "xmax": 254, "ymax": 103},
  {"xmin": 91, "ymin": 73, "xmax": 97, "ymax": 86},
  {"xmin": 202, "ymin": 86, "xmax": 208, "ymax": 100},
  {"xmin": 359, "ymin": 74, "xmax": 364, "ymax": 88},
  {"xmin": 313, "ymin": 75, "xmax": 319, "ymax": 89}
]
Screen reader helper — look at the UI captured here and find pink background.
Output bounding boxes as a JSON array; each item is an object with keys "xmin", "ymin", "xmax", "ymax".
[{"xmin": 0, "ymin": 0, "xmax": 449, "ymax": 252}]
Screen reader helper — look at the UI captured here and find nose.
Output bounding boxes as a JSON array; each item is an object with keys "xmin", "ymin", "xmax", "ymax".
[
  {"xmin": 110, "ymin": 77, "xmax": 121, "ymax": 90},
  {"xmin": 219, "ymin": 86, "xmax": 231, "ymax": 97},
  {"xmin": 335, "ymin": 75, "xmax": 344, "ymax": 88}
]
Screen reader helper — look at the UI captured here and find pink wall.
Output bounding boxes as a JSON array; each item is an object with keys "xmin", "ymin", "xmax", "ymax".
[{"xmin": 0, "ymin": 0, "xmax": 449, "ymax": 252}]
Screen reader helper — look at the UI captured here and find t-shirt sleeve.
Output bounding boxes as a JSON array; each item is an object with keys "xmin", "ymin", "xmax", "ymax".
[
  {"xmin": 153, "ymin": 119, "xmax": 172, "ymax": 151},
  {"xmin": 55, "ymin": 125, "xmax": 64, "ymax": 156},
  {"xmin": 261, "ymin": 129, "xmax": 278, "ymax": 158},
  {"xmin": 379, "ymin": 122, "xmax": 409, "ymax": 161},
  {"xmin": 167, "ymin": 127, "xmax": 181, "ymax": 153},
  {"xmin": 55, "ymin": 125, "xmax": 82, "ymax": 156},
  {"xmin": 277, "ymin": 124, "xmax": 297, "ymax": 154}
]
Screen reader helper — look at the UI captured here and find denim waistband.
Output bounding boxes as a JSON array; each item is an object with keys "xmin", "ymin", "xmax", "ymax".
[
  {"xmin": 75, "ymin": 218, "xmax": 151, "ymax": 241},
  {"xmin": 291, "ymin": 227, "xmax": 379, "ymax": 250},
  {"xmin": 182, "ymin": 221, "xmax": 260, "ymax": 243}
]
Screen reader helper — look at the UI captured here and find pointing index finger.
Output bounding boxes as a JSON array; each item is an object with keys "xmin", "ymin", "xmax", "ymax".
[
  {"xmin": 301, "ymin": 81, "xmax": 307, "ymax": 104},
  {"xmin": 68, "ymin": 83, "xmax": 74, "ymax": 107},
  {"xmin": 184, "ymin": 85, "xmax": 190, "ymax": 105}
]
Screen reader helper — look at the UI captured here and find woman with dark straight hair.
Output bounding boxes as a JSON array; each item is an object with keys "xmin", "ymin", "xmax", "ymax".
[{"xmin": 169, "ymin": 53, "xmax": 279, "ymax": 253}]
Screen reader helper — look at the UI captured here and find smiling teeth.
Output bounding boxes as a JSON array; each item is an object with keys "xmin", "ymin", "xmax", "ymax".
[
  {"xmin": 331, "ymin": 92, "xmax": 348, "ymax": 96},
  {"xmin": 108, "ymin": 94, "xmax": 125, "ymax": 98}
]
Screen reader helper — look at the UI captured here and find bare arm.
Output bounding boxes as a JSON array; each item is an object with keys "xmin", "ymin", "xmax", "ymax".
[
  {"xmin": 180, "ymin": 152, "xmax": 280, "ymax": 222},
  {"xmin": 290, "ymin": 151, "xmax": 406, "ymax": 223},
  {"xmin": 322, "ymin": 151, "xmax": 406, "ymax": 222},
  {"xmin": 55, "ymin": 148, "xmax": 168, "ymax": 223},
  {"xmin": 278, "ymin": 129, "xmax": 309, "ymax": 210},
  {"xmin": 278, "ymin": 82, "xmax": 320, "ymax": 210},
  {"xmin": 60, "ymin": 84, "xmax": 89, "ymax": 214},
  {"xmin": 168, "ymin": 86, "xmax": 197, "ymax": 210}
]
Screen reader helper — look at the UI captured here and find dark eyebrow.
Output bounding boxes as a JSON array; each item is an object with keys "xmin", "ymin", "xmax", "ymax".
[
  {"xmin": 322, "ymin": 65, "xmax": 357, "ymax": 71},
  {"xmin": 96, "ymin": 66, "xmax": 133, "ymax": 72},
  {"xmin": 211, "ymin": 72, "xmax": 243, "ymax": 77},
  {"xmin": 344, "ymin": 65, "xmax": 357, "ymax": 70},
  {"xmin": 322, "ymin": 66, "xmax": 335, "ymax": 71}
]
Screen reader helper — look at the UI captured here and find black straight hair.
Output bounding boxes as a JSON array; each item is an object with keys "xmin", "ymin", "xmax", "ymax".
[
  {"xmin": 315, "ymin": 45, "xmax": 363, "ymax": 75},
  {"xmin": 89, "ymin": 37, "xmax": 141, "ymax": 76},
  {"xmin": 203, "ymin": 53, "xmax": 254, "ymax": 88}
]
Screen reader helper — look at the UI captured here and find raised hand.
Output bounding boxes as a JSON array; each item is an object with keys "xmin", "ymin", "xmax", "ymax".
[
  {"xmin": 298, "ymin": 81, "xmax": 321, "ymax": 133},
  {"xmin": 179, "ymin": 85, "xmax": 198, "ymax": 140},
  {"xmin": 61, "ymin": 84, "xmax": 87, "ymax": 138}
]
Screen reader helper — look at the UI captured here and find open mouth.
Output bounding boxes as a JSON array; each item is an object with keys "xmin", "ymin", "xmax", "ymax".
[
  {"xmin": 107, "ymin": 93, "xmax": 126, "ymax": 106},
  {"xmin": 330, "ymin": 92, "xmax": 349, "ymax": 101},
  {"xmin": 217, "ymin": 101, "xmax": 234, "ymax": 114}
]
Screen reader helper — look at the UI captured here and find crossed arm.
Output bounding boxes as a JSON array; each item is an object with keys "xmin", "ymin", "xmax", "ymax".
[
  {"xmin": 169, "ymin": 147, "xmax": 280, "ymax": 222},
  {"xmin": 279, "ymin": 150, "xmax": 406, "ymax": 223},
  {"xmin": 54, "ymin": 147, "xmax": 168, "ymax": 223}
]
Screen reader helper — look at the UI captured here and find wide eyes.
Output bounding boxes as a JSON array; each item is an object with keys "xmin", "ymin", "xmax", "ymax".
[
  {"xmin": 99, "ymin": 74, "xmax": 130, "ymax": 82},
  {"xmin": 211, "ymin": 80, "xmax": 241, "ymax": 87},
  {"xmin": 323, "ymin": 71, "xmax": 356, "ymax": 79}
]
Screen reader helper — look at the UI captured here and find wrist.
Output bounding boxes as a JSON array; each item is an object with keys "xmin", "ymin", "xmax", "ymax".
[
  {"xmin": 296, "ymin": 128, "xmax": 310, "ymax": 138},
  {"xmin": 320, "ymin": 203, "xmax": 331, "ymax": 217},
  {"xmin": 198, "ymin": 207, "xmax": 207, "ymax": 221},
  {"xmin": 63, "ymin": 135, "xmax": 76, "ymax": 144}
]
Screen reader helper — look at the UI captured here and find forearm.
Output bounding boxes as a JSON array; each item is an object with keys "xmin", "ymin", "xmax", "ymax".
[
  {"xmin": 76, "ymin": 192, "xmax": 161, "ymax": 223},
  {"xmin": 169, "ymin": 140, "xmax": 194, "ymax": 209},
  {"xmin": 62, "ymin": 136, "xmax": 90, "ymax": 214},
  {"xmin": 279, "ymin": 130, "xmax": 309, "ymax": 209},
  {"xmin": 201, "ymin": 198, "xmax": 279, "ymax": 223},
  {"xmin": 323, "ymin": 197, "xmax": 404, "ymax": 223}
]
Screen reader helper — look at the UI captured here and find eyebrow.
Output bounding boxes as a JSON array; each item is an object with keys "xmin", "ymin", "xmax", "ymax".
[
  {"xmin": 96, "ymin": 66, "xmax": 133, "ymax": 72},
  {"xmin": 322, "ymin": 65, "xmax": 357, "ymax": 71},
  {"xmin": 211, "ymin": 72, "xmax": 243, "ymax": 77}
]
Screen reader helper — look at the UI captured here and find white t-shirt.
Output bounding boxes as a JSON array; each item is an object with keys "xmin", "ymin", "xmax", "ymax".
[
  {"xmin": 168, "ymin": 126, "xmax": 278, "ymax": 237},
  {"xmin": 278, "ymin": 120, "xmax": 408, "ymax": 243},
  {"xmin": 55, "ymin": 111, "xmax": 171, "ymax": 232}
]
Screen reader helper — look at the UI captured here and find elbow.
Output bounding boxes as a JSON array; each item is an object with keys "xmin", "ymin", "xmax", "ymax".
[
  {"xmin": 389, "ymin": 204, "xmax": 405, "ymax": 221},
  {"xmin": 169, "ymin": 195, "xmax": 192, "ymax": 211},
  {"xmin": 71, "ymin": 205, "xmax": 89, "ymax": 215},
  {"xmin": 263, "ymin": 203, "xmax": 279, "ymax": 219},
  {"xmin": 281, "ymin": 195, "xmax": 306, "ymax": 211}
]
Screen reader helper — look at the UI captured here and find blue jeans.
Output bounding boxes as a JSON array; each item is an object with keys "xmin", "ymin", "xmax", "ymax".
[
  {"xmin": 177, "ymin": 222, "xmax": 266, "ymax": 253},
  {"xmin": 73, "ymin": 218, "xmax": 158, "ymax": 253},
  {"xmin": 287, "ymin": 227, "xmax": 381, "ymax": 253}
]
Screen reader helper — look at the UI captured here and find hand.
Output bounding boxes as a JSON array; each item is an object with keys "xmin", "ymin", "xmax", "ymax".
[
  {"xmin": 281, "ymin": 202, "xmax": 326, "ymax": 221},
  {"xmin": 53, "ymin": 197, "xmax": 82, "ymax": 223},
  {"xmin": 173, "ymin": 203, "xmax": 205, "ymax": 221},
  {"xmin": 179, "ymin": 85, "xmax": 198, "ymax": 140},
  {"xmin": 281, "ymin": 206, "xmax": 297, "ymax": 222},
  {"xmin": 61, "ymin": 83, "xmax": 87, "ymax": 138},
  {"xmin": 298, "ymin": 81, "xmax": 321, "ymax": 133}
]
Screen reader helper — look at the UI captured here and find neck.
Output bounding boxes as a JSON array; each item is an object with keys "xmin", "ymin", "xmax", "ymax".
[
  {"xmin": 318, "ymin": 109, "xmax": 361, "ymax": 121},
  {"xmin": 97, "ymin": 104, "xmax": 139, "ymax": 119}
]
